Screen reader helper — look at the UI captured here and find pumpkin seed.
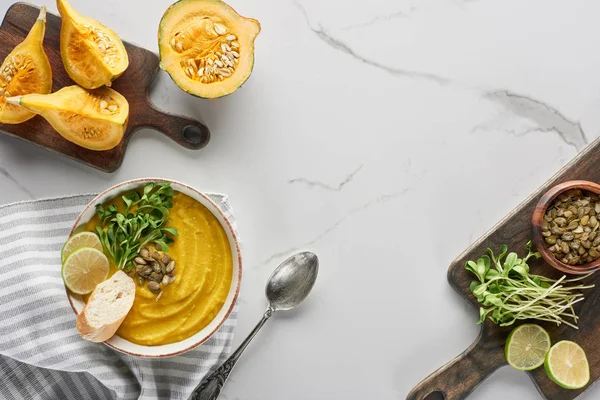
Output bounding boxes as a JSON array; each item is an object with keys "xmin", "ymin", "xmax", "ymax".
[
  {"xmin": 148, "ymin": 281, "xmax": 161, "ymax": 293},
  {"xmin": 140, "ymin": 248, "xmax": 150, "ymax": 258},
  {"xmin": 561, "ymin": 232, "xmax": 574, "ymax": 241},
  {"xmin": 151, "ymin": 262, "xmax": 162, "ymax": 274},
  {"xmin": 155, "ymin": 291, "xmax": 163, "ymax": 302},
  {"xmin": 134, "ymin": 257, "xmax": 147, "ymax": 265},
  {"xmin": 150, "ymin": 272, "xmax": 162, "ymax": 282},
  {"xmin": 214, "ymin": 23, "xmax": 227, "ymax": 35},
  {"xmin": 554, "ymin": 217, "xmax": 567, "ymax": 227},
  {"xmin": 563, "ymin": 210, "xmax": 573, "ymax": 219},
  {"xmin": 166, "ymin": 260, "xmax": 175, "ymax": 274},
  {"xmin": 567, "ymin": 220, "xmax": 579, "ymax": 230}
]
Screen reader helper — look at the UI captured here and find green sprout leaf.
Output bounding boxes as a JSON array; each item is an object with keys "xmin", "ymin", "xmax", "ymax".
[
  {"xmin": 465, "ymin": 243, "xmax": 594, "ymax": 329},
  {"xmin": 95, "ymin": 182, "xmax": 178, "ymax": 271}
]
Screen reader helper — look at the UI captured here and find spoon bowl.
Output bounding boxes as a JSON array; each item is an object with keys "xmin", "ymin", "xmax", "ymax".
[{"xmin": 266, "ymin": 252, "xmax": 319, "ymax": 311}]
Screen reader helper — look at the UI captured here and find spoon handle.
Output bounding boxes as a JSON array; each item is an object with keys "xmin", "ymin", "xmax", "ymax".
[{"xmin": 189, "ymin": 307, "xmax": 275, "ymax": 400}]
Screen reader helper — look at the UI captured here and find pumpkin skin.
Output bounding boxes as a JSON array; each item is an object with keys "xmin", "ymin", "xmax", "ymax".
[
  {"xmin": 57, "ymin": 0, "xmax": 129, "ymax": 89},
  {"xmin": 158, "ymin": 0, "xmax": 261, "ymax": 98},
  {"xmin": 6, "ymin": 85, "xmax": 129, "ymax": 151},
  {"xmin": 0, "ymin": 7, "xmax": 52, "ymax": 124}
]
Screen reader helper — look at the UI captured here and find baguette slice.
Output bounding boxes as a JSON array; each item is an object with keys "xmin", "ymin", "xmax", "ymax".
[{"xmin": 76, "ymin": 270, "xmax": 135, "ymax": 342}]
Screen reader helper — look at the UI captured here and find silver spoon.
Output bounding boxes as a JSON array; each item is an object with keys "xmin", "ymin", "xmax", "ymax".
[{"xmin": 190, "ymin": 251, "xmax": 319, "ymax": 400}]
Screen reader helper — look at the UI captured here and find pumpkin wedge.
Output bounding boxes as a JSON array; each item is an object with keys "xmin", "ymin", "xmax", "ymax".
[
  {"xmin": 158, "ymin": 0, "xmax": 260, "ymax": 98},
  {"xmin": 6, "ymin": 86, "xmax": 129, "ymax": 151},
  {"xmin": 0, "ymin": 6, "xmax": 52, "ymax": 124},
  {"xmin": 57, "ymin": 0, "xmax": 129, "ymax": 89}
]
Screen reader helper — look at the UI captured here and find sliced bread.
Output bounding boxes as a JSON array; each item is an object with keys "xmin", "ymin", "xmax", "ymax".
[{"xmin": 76, "ymin": 270, "xmax": 135, "ymax": 342}]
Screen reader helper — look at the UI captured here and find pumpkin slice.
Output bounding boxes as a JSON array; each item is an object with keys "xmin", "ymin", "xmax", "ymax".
[
  {"xmin": 0, "ymin": 6, "xmax": 52, "ymax": 124},
  {"xmin": 5, "ymin": 85, "xmax": 129, "ymax": 151},
  {"xmin": 158, "ymin": 0, "xmax": 261, "ymax": 98},
  {"xmin": 57, "ymin": 0, "xmax": 129, "ymax": 89}
]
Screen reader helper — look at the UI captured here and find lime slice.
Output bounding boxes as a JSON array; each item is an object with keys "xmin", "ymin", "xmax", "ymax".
[
  {"xmin": 505, "ymin": 324, "xmax": 551, "ymax": 371},
  {"xmin": 62, "ymin": 231, "xmax": 103, "ymax": 263},
  {"xmin": 545, "ymin": 341, "xmax": 590, "ymax": 389},
  {"xmin": 62, "ymin": 248, "xmax": 109, "ymax": 295}
]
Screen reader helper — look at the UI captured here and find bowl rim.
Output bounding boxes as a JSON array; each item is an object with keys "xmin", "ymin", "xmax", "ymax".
[
  {"xmin": 65, "ymin": 177, "xmax": 242, "ymax": 358},
  {"xmin": 532, "ymin": 179, "xmax": 600, "ymax": 275}
]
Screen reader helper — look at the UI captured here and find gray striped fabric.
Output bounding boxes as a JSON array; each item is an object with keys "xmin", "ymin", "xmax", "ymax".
[{"xmin": 0, "ymin": 194, "xmax": 239, "ymax": 400}]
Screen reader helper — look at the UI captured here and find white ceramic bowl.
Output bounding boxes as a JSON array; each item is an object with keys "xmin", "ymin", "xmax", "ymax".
[{"xmin": 66, "ymin": 178, "xmax": 242, "ymax": 358}]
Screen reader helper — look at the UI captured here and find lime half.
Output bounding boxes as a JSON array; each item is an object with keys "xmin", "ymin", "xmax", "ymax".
[
  {"xmin": 545, "ymin": 341, "xmax": 590, "ymax": 390},
  {"xmin": 62, "ymin": 248, "xmax": 109, "ymax": 295},
  {"xmin": 505, "ymin": 324, "xmax": 551, "ymax": 371},
  {"xmin": 62, "ymin": 231, "xmax": 102, "ymax": 263}
]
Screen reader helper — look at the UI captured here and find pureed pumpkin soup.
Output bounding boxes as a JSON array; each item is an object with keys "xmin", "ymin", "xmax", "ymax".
[{"xmin": 84, "ymin": 189, "xmax": 233, "ymax": 346}]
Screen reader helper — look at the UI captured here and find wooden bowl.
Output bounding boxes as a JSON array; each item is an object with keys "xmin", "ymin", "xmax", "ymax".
[{"xmin": 532, "ymin": 180, "xmax": 600, "ymax": 275}]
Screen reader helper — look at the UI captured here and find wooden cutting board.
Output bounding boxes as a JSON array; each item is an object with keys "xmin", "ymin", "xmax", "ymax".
[
  {"xmin": 0, "ymin": 3, "xmax": 210, "ymax": 172},
  {"xmin": 407, "ymin": 139, "xmax": 600, "ymax": 400}
]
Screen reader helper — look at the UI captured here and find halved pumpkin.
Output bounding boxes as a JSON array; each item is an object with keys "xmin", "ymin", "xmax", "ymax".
[
  {"xmin": 6, "ymin": 85, "xmax": 129, "ymax": 151},
  {"xmin": 158, "ymin": 0, "xmax": 261, "ymax": 98},
  {"xmin": 0, "ymin": 7, "xmax": 52, "ymax": 124},
  {"xmin": 57, "ymin": 0, "xmax": 129, "ymax": 89}
]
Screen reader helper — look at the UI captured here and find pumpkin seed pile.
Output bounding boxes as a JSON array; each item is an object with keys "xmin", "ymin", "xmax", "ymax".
[
  {"xmin": 0, "ymin": 55, "xmax": 36, "ymax": 98},
  {"xmin": 84, "ymin": 24, "xmax": 119, "ymax": 67},
  {"xmin": 96, "ymin": 94, "xmax": 119, "ymax": 115},
  {"xmin": 542, "ymin": 189, "xmax": 600, "ymax": 265},
  {"xmin": 130, "ymin": 246, "xmax": 176, "ymax": 301},
  {"xmin": 170, "ymin": 19, "xmax": 240, "ymax": 83}
]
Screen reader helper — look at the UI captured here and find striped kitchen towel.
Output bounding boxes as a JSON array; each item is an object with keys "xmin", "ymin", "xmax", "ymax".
[{"xmin": 0, "ymin": 193, "xmax": 239, "ymax": 400}]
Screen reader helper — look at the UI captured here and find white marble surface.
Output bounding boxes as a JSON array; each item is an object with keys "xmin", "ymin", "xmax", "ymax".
[{"xmin": 1, "ymin": 0, "xmax": 599, "ymax": 398}]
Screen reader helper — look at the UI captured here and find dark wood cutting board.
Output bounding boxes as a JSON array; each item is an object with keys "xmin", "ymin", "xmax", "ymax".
[
  {"xmin": 407, "ymin": 139, "xmax": 600, "ymax": 400},
  {"xmin": 0, "ymin": 3, "xmax": 210, "ymax": 172}
]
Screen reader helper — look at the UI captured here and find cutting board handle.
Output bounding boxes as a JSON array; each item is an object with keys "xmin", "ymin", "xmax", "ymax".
[
  {"xmin": 406, "ymin": 333, "xmax": 506, "ymax": 400},
  {"xmin": 138, "ymin": 100, "xmax": 211, "ymax": 150}
]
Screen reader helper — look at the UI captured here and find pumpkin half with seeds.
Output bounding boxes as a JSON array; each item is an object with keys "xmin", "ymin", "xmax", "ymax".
[
  {"xmin": 158, "ymin": 0, "xmax": 260, "ymax": 98},
  {"xmin": 0, "ymin": 7, "xmax": 52, "ymax": 124},
  {"xmin": 6, "ymin": 85, "xmax": 129, "ymax": 151},
  {"xmin": 57, "ymin": 0, "xmax": 129, "ymax": 89}
]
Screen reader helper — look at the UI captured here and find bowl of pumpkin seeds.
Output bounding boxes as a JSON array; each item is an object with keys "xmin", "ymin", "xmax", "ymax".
[{"xmin": 532, "ymin": 180, "xmax": 600, "ymax": 275}]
